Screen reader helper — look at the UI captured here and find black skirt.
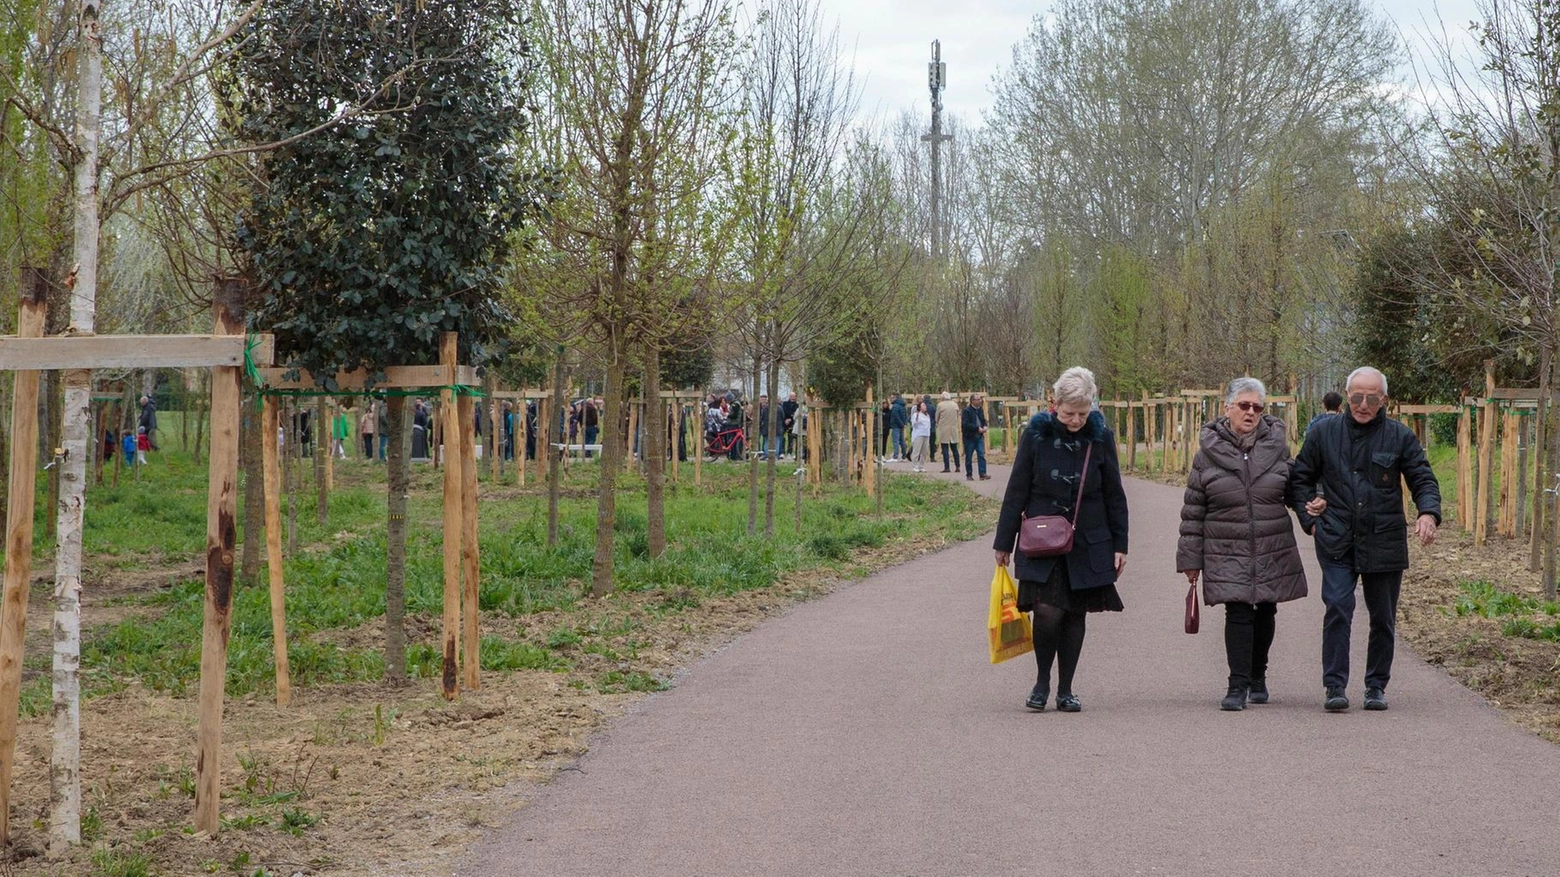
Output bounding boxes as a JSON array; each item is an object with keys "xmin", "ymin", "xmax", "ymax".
[{"xmin": 1017, "ymin": 562, "xmax": 1124, "ymax": 614}]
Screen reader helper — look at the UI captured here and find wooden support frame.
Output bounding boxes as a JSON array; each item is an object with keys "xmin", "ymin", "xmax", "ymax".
[
  {"xmin": 194, "ymin": 280, "xmax": 246, "ymax": 834},
  {"xmin": 439, "ymin": 334, "xmax": 463, "ymax": 700},
  {"xmin": 256, "ymin": 364, "xmax": 478, "ymax": 391},
  {"xmin": 1476, "ymin": 362, "xmax": 1496, "ymax": 546},
  {"xmin": 0, "ymin": 271, "xmax": 48, "ymax": 843},
  {"xmin": 0, "ymin": 333, "xmax": 273, "ymax": 370}
]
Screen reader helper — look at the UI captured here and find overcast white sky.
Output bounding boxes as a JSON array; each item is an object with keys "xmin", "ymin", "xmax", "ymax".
[{"xmin": 817, "ymin": 0, "xmax": 1485, "ymax": 125}]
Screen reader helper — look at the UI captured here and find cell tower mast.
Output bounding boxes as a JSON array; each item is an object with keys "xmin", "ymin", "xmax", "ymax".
[{"xmin": 920, "ymin": 40, "xmax": 953, "ymax": 259}]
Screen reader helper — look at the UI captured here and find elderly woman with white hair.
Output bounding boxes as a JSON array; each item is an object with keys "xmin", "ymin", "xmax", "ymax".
[
  {"xmin": 1177, "ymin": 377, "xmax": 1308, "ymax": 711},
  {"xmin": 993, "ymin": 367, "xmax": 1129, "ymax": 713}
]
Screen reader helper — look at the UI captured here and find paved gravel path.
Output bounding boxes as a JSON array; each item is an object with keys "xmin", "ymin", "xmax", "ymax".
[{"xmin": 459, "ymin": 468, "xmax": 1560, "ymax": 877}]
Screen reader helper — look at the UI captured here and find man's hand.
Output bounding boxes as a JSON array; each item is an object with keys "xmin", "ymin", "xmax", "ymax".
[
  {"xmin": 1305, "ymin": 496, "xmax": 1327, "ymax": 517},
  {"xmin": 995, "ymin": 550, "xmax": 1010, "ymax": 567},
  {"xmin": 1182, "ymin": 569, "xmax": 1199, "ymax": 585},
  {"xmin": 1114, "ymin": 552, "xmax": 1128, "ymax": 576},
  {"xmin": 1416, "ymin": 514, "xmax": 1438, "ymax": 546}
]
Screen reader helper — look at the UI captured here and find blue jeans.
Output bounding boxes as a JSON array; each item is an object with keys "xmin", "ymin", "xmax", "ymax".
[
  {"xmin": 963, "ymin": 436, "xmax": 986, "ymax": 477},
  {"xmin": 378, "ymin": 434, "xmax": 387, "ymax": 461},
  {"xmin": 585, "ymin": 425, "xmax": 598, "ymax": 458},
  {"xmin": 1318, "ymin": 552, "xmax": 1402, "ymax": 692},
  {"xmin": 892, "ymin": 427, "xmax": 907, "ymax": 459}
]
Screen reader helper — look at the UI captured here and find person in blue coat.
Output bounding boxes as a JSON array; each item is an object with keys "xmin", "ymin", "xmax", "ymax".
[{"xmin": 993, "ymin": 367, "xmax": 1129, "ymax": 713}]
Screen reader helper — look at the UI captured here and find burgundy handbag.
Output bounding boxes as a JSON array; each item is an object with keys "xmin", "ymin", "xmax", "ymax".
[
  {"xmin": 1185, "ymin": 583, "xmax": 1200, "ymax": 634},
  {"xmin": 1017, "ymin": 444, "xmax": 1092, "ymax": 559}
]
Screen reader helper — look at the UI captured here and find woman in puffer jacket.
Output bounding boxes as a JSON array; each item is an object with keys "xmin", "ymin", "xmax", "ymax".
[{"xmin": 1177, "ymin": 377, "xmax": 1308, "ymax": 711}]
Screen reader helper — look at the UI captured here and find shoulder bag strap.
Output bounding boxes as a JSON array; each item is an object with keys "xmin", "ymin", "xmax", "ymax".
[{"xmin": 1070, "ymin": 443, "xmax": 1092, "ymax": 529}]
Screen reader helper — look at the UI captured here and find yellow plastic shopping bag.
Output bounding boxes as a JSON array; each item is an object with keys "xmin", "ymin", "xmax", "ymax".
[{"xmin": 988, "ymin": 564, "xmax": 1033, "ymax": 664}]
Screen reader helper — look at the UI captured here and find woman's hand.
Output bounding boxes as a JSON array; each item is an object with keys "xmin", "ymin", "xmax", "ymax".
[
  {"xmin": 1305, "ymin": 496, "xmax": 1327, "ymax": 517},
  {"xmin": 1114, "ymin": 553, "xmax": 1127, "ymax": 576},
  {"xmin": 1182, "ymin": 569, "xmax": 1199, "ymax": 585},
  {"xmin": 994, "ymin": 550, "xmax": 1011, "ymax": 567}
]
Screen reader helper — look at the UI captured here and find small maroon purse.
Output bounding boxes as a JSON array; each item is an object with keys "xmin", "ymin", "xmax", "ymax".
[{"xmin": 1017, "ymin": 444, "xmax": 1092, "ymax": 558}]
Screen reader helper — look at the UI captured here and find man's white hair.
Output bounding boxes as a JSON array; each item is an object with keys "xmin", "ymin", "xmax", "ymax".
[
  {"xmin": 1346, "ymin": 366, "xmax": 1388, "ymax": 397},
  {"xmin": 1226, "ymin": 377, "xmax": 1266, "ymax": 405},
  {"xmin": 1053, "ymin": 366, "xmax": 1099, "ymax": 406}
]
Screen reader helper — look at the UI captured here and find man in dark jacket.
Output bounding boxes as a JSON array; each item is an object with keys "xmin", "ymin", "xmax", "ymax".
[
  {"xmin": 889, "ymin": 394, "xmax": 909, "ymax": 461},
  {"xmin": 138, "ymin": 395, "xmax": 159, "ymax": 451},
  {"xmin": 780, "ymin": 392, "xmax": 799, "ymax": 458},
  {"xmin": 1289, "ymin": 367, "xmax": 1441, "ymax": 713},
  {"xmin": 962, "ymin": 393, "xmax": 989, "ymax": 480}
]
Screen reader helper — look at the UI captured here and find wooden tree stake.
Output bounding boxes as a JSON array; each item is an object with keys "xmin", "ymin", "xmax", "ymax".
[
  {"xmin": 0, "ymin": 271, "xmax": 48, "ymax": 843},
  {"xmin": 194, "ymin": 278, "xmax": 245, "ymax": 834},
  {"xmin": 439, "ymin": 333, "xmax": 462, "ymax": 700},
  {"xmin": 459, "ymin": 391, "xmax": 481, "ymax": 691},
  {"xmin": 1457, "ymin": 406, "xmax": 1473, "ymax": 530},
  {"xmin": 1476, "ymin": 361, "xmax": 1496, "ymax": 546}
]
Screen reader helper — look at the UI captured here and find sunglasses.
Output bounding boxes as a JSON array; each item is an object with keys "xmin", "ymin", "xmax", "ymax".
[
  {"xmin": 1233, "ymin": 401, "xmax": 1264, "ymax": 413},
  {"xmin": 1348, "ymin": 393, "xmax": 1383, "ymax": 408}
]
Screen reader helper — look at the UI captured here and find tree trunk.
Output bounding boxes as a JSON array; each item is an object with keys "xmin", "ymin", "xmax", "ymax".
[
  {"xmin": 1530, "ymin": 343, "xmax": 1551, "ymax": 573},
  {"xmin": 43, "ymin": 371, "xmax": 59, "ymax": 541},
  {"xmin": 764, "ymin": 359, "xmax": 780, "ymax": 537},
  {"xmin": 591, "ymin": 350, "xmax": 626, "ymax": 597},
  {"xmin": 179, "ymin": 376, "xmax": 190, "ymax": 453},
  {"xmin": 644, "ymin": 345, "xmax": 667, "ymax": 557},
  {"xmin": 385, "ymin": 396, "xmax": 409, "ymax": 684},
  {"xmin": 286, "ymin": 401, "xmax": 298, "ymax": 554},
  {"xmin": 315, "ymin": 397, "xmax": 328, "ymax": 525},
  {"xmin": 1547, "ymin": 346, "xmax": 1560, "ymax": 600},
  {"xmin": 50, "ymin": 0, "xmax": 104, "ymax": 851},
  {"xmin": 239, "ymin": 391, "xmax": 264, "ymax": 590},
  {"xmin": 747, "ymin": 354, "xmax": 760, "ymax": 535},
  {"xmin": 547, "ymin": 354, "xmax": 566, "ymax": 548},
  {"xmin": 193, "ymin": 372, "xmax": 207, "ymax": 466}
]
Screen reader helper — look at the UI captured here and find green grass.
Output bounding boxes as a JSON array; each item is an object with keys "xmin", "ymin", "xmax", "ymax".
[
  {"xmin": 2, "ymin": 415, "xmax": 996, "ymax": 704},
  {"xmin": 1452, "ymin": 580, "xmax": 1560, "ymax": 641},
  {"xmin": 90, "ymin": 848, "xmax": 155, "ymax": 877}
]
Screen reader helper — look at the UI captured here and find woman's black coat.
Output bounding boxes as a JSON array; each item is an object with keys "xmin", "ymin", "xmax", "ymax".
[{"xmin": 994, "ymin": 410, "xmax": 1130, "ymax": 589}]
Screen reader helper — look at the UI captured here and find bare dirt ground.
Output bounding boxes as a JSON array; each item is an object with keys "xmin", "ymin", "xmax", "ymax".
[
  {"xmin": 1399, "ymin": 528, "xmax": 1560, "ymax": 743},
  {"xmin": 0, "ymin": 510, "xmax": 982, "ymax": 877}
]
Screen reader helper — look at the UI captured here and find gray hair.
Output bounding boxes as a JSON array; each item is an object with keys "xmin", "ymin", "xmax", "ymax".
[
  {"xmin": 1225, "ymin": 377, "xmax": 1267, "ymax": 405},
  {"xmin": 1052, "ymin": 366, "xmax": 1099, "ymax": 406},
  {"xmin": 1346, "ymin": 366, "xmax": 1388, "ymax": 397}
]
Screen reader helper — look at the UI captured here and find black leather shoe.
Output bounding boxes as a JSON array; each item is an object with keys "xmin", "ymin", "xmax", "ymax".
[
  {"xmin": 1363, "ymin": 687, "xmax": 1388, "ymax": 711},
  {"xmin": 1247, "ymin": 679, "xmax": 1269, "ymax": 704},
  {"xmin": 1055, "ymin": 693, "xmax": 1081, "ymax": 713},
  {"xmin": 1220, "ymin": 685, "xmax": 1248, "ymax": 711},
  {"xmin": 1324, "ymin": 687, "xmax": 1349, "ymax": 712},
  {"xmin": 1025, "ymin": 684, "xmax": 1048, "ymax": 712}
]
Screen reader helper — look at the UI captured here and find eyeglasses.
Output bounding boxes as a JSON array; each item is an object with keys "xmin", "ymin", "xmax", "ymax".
[
  {"xmin": 1233, "ymin": 401, "xmax": 1264, "ymax": 413},
  {"xmin": 1348, "ymin": 393, "xmax": 1383, "ymax": 408}
]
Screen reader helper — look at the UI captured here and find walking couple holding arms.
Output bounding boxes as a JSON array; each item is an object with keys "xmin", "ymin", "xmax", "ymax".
[{"xmin": 994, "ymin": 366, "xmax": 1441, "ymax": 713}]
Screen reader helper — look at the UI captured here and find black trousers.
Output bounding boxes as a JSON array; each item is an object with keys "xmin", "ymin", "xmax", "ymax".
[
  {"xmin": 1320, "ymin": 557, "xmax": 1402, "ymax": 691},
  {"xmin": 1224, "ymin": 601, "xmax": 1278, "ymax": 688},
  {"xmin": 940, "ymin": 443, "xmax": 960, "ymax": 470}
]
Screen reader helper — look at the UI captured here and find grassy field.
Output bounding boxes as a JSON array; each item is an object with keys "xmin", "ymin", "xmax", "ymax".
[{"xmin": 5, "ymin": 416, "xmax": 998, "ymax": 709}]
